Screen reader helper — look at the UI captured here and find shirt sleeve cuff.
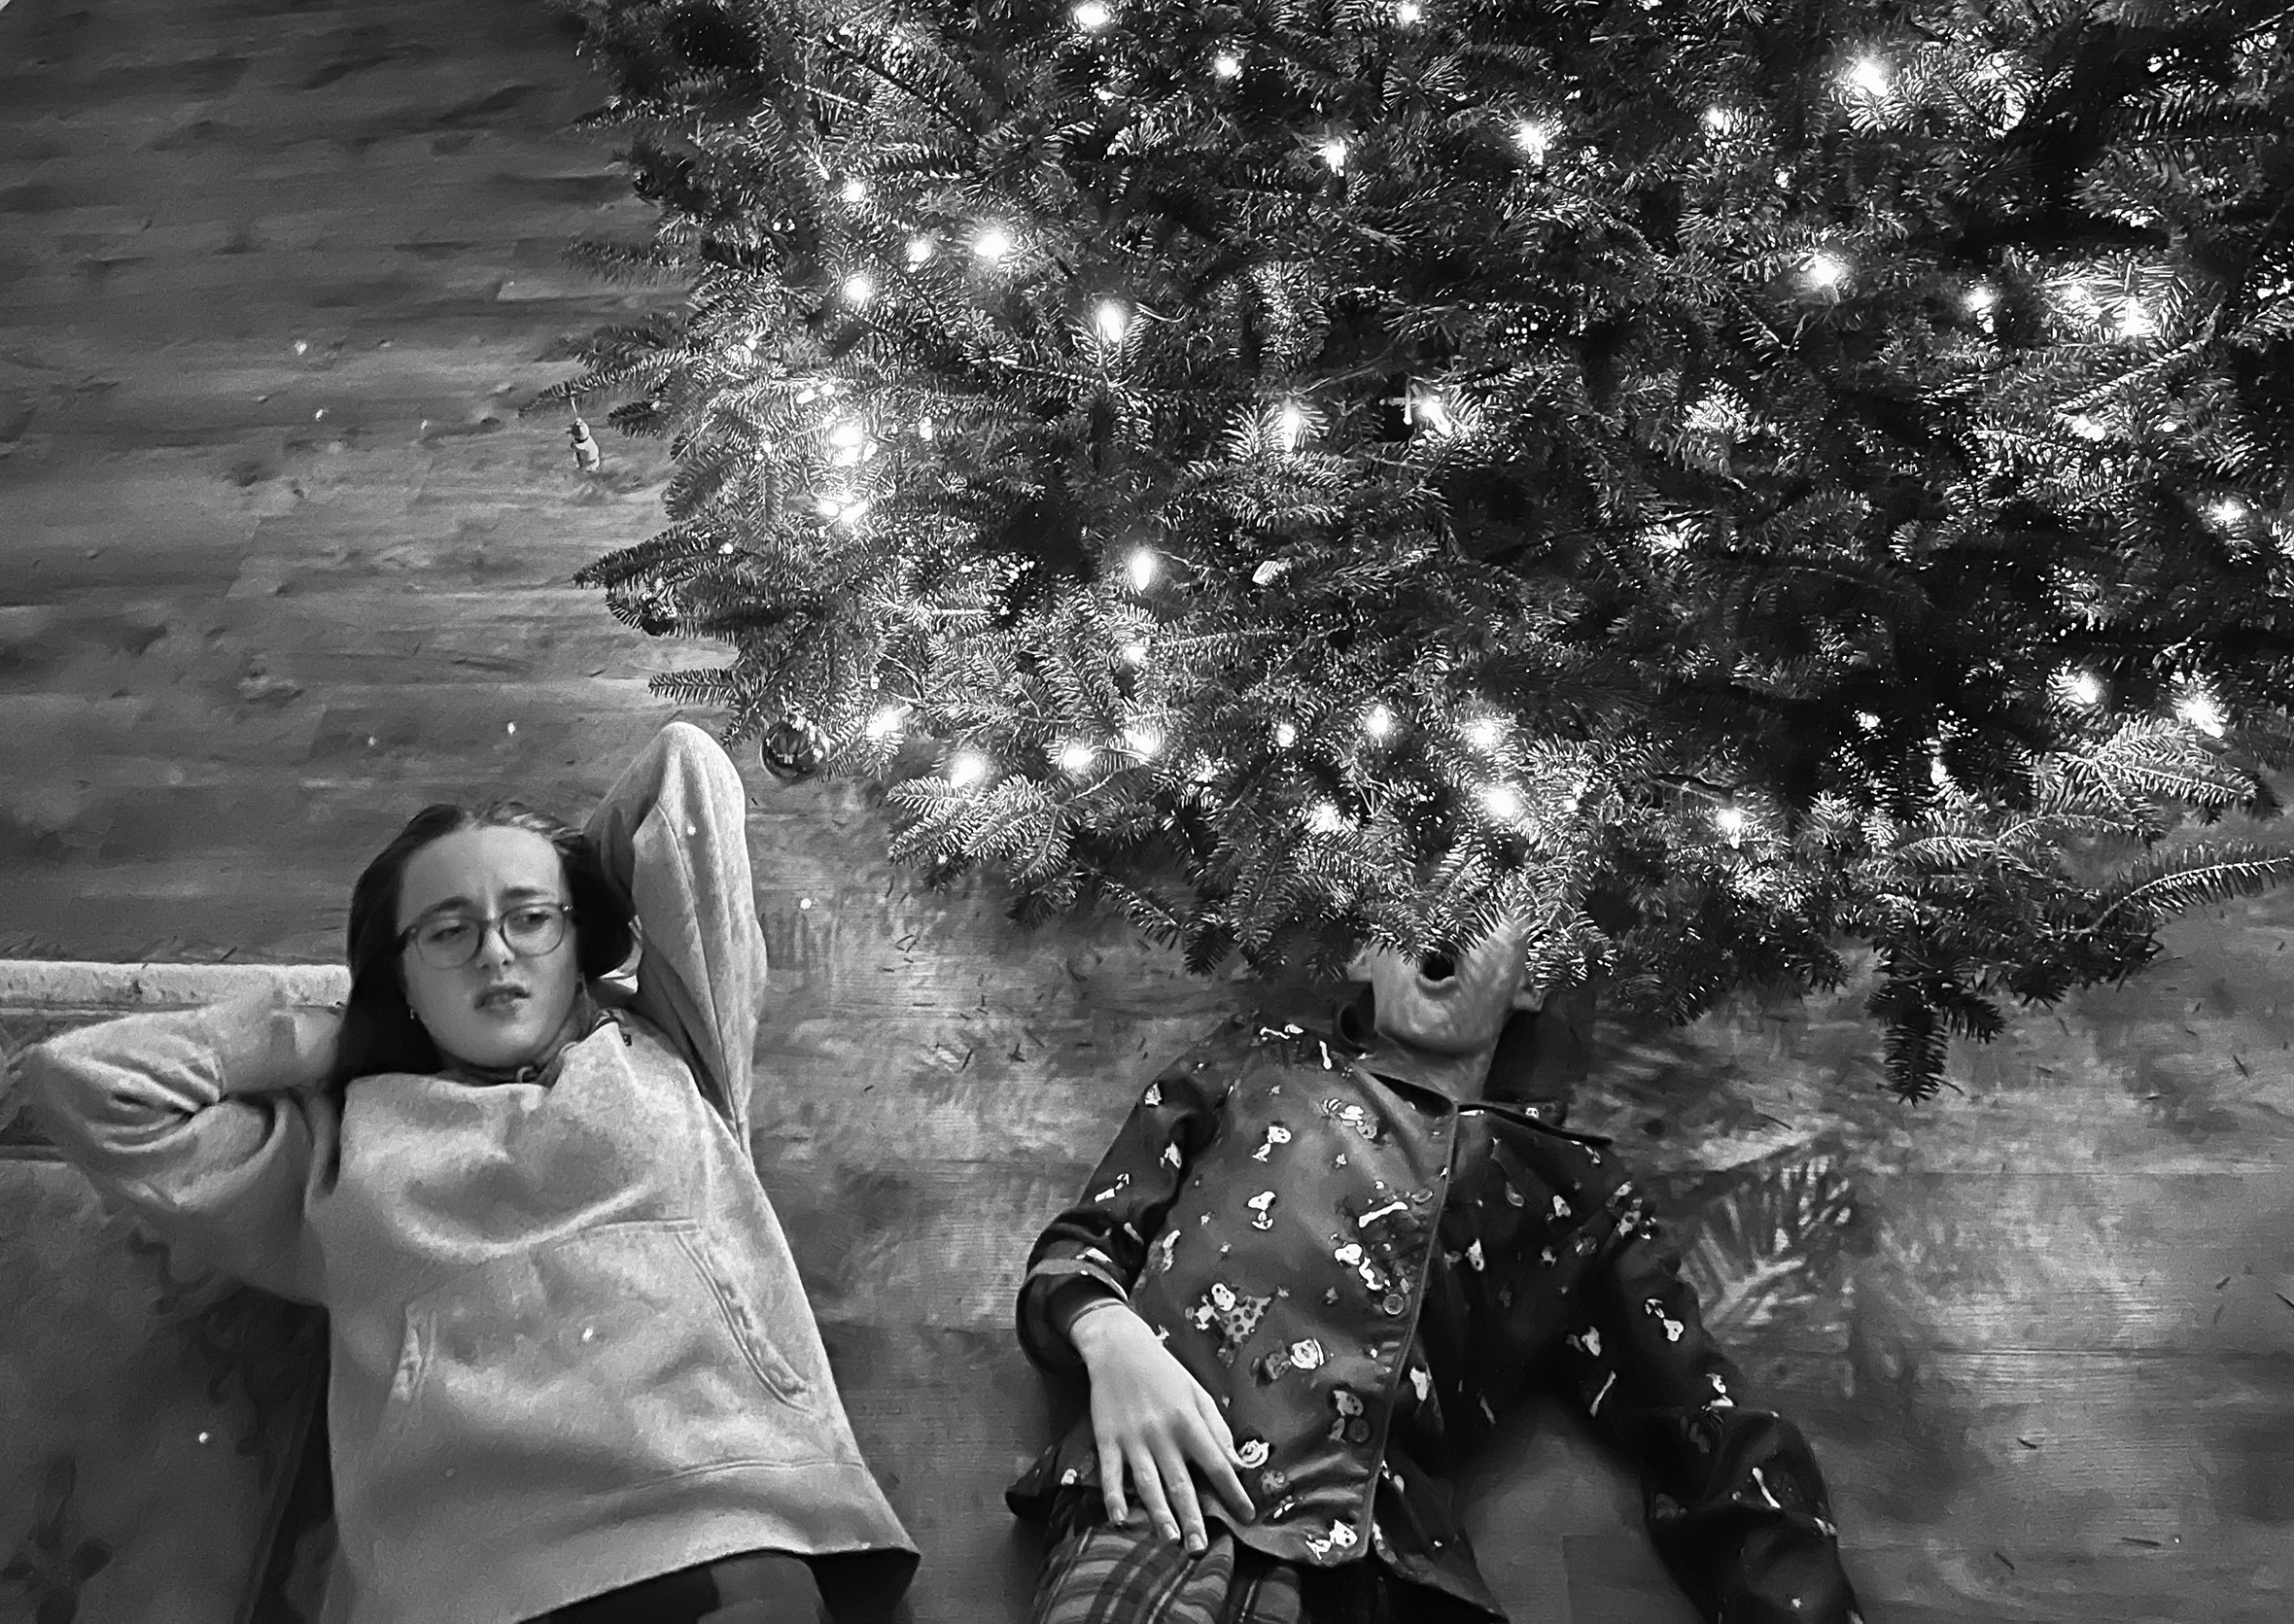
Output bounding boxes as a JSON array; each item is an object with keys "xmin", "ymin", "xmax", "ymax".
[{"xmin": 1018, "ymin": 1258, "xmax": 1130, "ymax": 1369}]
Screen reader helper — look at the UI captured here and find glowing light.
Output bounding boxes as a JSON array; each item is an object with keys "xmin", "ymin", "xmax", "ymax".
[
  {"xmin": 1464, "ymin": 716, "xmax": 1503, "ymax": 750},
  {"xmin": 1058, "ymin": 740, "xmax": 1096, "ymax": 773},
  {"xmin": 1273, "ymin": 721, "xmax": 1298, "ymax": 747},
  {"xmin": 2177, "ymin": 692, "xmax": 2227, "ymax": 738},
  {"xmin": 2117, "ymin": 302, "xmax": 2157, "ymax": 339},
  {"xmin": 1703, "ymin": 106, "xmax": 1737, "ymax": 133},
  {"xmin": 842, "ymin": 272, "xmax": 875, "ymax": 304},
  {"xmin": 2061, "ymin": 671, "xmax": 2103, "ymax": 706},
  {"xmin": 2067, "ymin": 414, "xmax": 2108, "ymax": 441},
  {"xmin": 2207, "ymin": 496, "xmax": 2249, "ymax": 528},
  {"xmin": 1964, "ymin": 283, "xmax": 1999, "ymax": 315},
  {"xmin": 1714, "ymin": 807, "xmax": 1748, "ymax": 841},
  {"xmin": 1127, "ymin": 548, "xmax": 1159, "ymax": 591},
  {"xmin": 1479, "ymin": 783, "xmax": 1525, "ymax": 822},
  {"xmin": 1806, "ymin": 250, "xmax": 1851, "ymax": 291},
  {"xmin": 973, "ymin": 225, "xmax": 1013, "ymax": 262},
  {"xmin": 1094, "ymin": 299, "xmax": 1130, "ymax": 343},
  {"xmin": 1512, "ymin": 120, "xmax": 1551, "ymax": 160},
  {"xmin": 1072, "ymin": 1, "xmax": 1111, "ymax": 30},
  {"xmin": 1125, "ymin": 723, "xmax": 1164, "ymax": 758},
  {"xmin": 1395, "ymin": 1, "xmax": 1423, "ymax": 22},
  {"xmin": 1412, "ymin": 391, "xmax": 1453, "ymax": 434},
  {"xmin": 839, "ymin": 177, "xmax": 868, "ymax": 204},
  {"xmin": 918, "ymin": 417, "xmax": 936, "ymax": 440},
  {"xmin": 1362, "ymin": 704, "xmax": 1397, "ymax": 742},
  {"xmin": 1847, "ymin": 55, "xmax": 1890, "ymax": 96},
  {"xmin": 1120, "ymin": 640, "xmax": 1149, "ymax": 666},
  {"xmin": 828, "ymin": 419, "xmax": 867, "ymax": 449},
  {"xmin": 1276, "ymin": 402, "xmax": 1308, "ymax": 448},
  {"xmin": 1856, "ymin": 712, "xmax": 1880, "ymax": 732},
  {"xmin": 905, "ymin": 235, "xmax": 936, "ymax": 265},
  {"xmin": 948, "ymin": 751, "xmax": 990, "ymax": 788},
  {"xmin": 1212, "ymin": 50, "xmax": 1241, "ymax": 79},
  {"xmin": 1930, "ymin": 755, "xmax": 1951, "ymax": 786},
  {"xmin": 1307, "ymin": 801, "xmax": 1347, "ymax": 834},
  {"xmin": 1317, "ymin": 137, "xmax": 1349, "ymax": 170},
  {"xmin": 835, "ymin": 499, "xmax": 870, "ymax": 528},
  {"xmin": 865, "ymin": 705, "xmax": 905, "ymax": 742}
]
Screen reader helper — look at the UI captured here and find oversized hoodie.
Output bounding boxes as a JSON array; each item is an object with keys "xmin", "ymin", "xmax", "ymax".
[{"xmin": 17, "ymin": 721, "xmax": 918, "ymax": 1624}]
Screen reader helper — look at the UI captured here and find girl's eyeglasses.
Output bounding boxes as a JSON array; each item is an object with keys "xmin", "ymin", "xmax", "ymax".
[{"xmin": 398, "ymin": 903, "xmax": 574, "ymax": 970}]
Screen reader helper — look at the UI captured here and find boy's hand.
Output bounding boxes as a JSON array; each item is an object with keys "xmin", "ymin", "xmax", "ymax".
[{"xmin": 1069, "ymin": 1300, "xmax": 1256, "ymax": 1554}]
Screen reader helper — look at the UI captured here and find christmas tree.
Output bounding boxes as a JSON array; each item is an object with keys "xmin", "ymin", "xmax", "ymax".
[{"xmin": 542, "ymin": 0, "xmax": 2294, "ymax": 1099}]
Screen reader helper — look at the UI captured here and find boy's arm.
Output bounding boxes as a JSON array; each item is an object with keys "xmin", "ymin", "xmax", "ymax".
[
  {"xmin": 1559, "ymin": 1196, "xmax": 1864, "ymax": 1624},
  {"xmin": 584, "ymin": 720, "xmax": 767, "ymax": 1155},
  {"xmin": 1014, "ymin": 1041, "xmax": 1230, "ymax": 1370},
  {"xmin": 12, "ymin": 990, "xmax": 337, "ymax": 1305}
]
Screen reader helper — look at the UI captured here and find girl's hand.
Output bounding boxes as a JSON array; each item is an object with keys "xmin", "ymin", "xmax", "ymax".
[{"xmin": 1069, "ymin": 1300, "xmax": 1256, "ymax": 1554}]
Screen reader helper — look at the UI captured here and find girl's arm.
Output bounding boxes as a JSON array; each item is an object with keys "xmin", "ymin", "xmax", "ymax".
[
  {"xmin": 13, "ymin": 991, "xmax": 338, "ymax": 1304},
  {"xmin": 584, "ymin": 720, "xmax": 768, "ymax": 1157}
]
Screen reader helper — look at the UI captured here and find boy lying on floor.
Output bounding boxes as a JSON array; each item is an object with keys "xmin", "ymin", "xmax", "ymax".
[{"xmin": 1006, "ymin": 918, "xmax": 1863, "ymax": 1624}]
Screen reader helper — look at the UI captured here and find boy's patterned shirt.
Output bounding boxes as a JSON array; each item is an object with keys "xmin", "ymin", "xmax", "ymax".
[{"xmin": 1008, "ymin": 1015, "xmax": 1861, "ymax": 1624}]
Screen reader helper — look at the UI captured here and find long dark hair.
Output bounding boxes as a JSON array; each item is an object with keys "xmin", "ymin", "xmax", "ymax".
[{"xmin": 328, "ymin": 801, "xmax": 638, "ymax": 1091}]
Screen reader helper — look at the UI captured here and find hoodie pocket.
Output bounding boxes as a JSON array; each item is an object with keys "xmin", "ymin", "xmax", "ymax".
[{"xmin": 369, "ymin": 1219, "xmax": 817, "ymax": 1509}]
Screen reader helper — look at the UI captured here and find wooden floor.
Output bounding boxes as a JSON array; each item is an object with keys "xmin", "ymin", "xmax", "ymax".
[{"xmin": 2, "ymin": 1, "xmax": 2291, "ymax": 1621}]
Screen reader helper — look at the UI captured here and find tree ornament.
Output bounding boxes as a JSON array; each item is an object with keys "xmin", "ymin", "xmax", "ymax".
[
  {"xmin": 631, "ymin": 582, "xmax": 677, "ymax": 637},
  {"xmin": 568, "ymin": 414, "xmax": 602, "ymax": 472},
  {"xmin": 759, "ymin": 713, "xmax": 829, "ymax": 781}
]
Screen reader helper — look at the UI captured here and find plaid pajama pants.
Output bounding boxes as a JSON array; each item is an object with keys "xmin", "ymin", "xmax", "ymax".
[{"xmin": 1030, "ymin": 1493, "xmax": 1476, "ymax": 1624}]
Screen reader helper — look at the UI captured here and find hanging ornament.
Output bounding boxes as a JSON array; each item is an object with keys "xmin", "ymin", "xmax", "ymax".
[
  {"xmin": 630, "ymin": 582, "xmax": 677, "ymax": 637},
  {"xmin": 759, "ymin": 714, "xmax": 830, "ymax": 781},
  {"xmin": 568, "ymin": 414, "xmax": 602, "ymax": 473}
]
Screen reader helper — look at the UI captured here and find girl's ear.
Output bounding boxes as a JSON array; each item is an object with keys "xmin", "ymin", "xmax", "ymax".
[
  {"xmin": 1511, "ymin": 982, "xmax": 1547, "ymax": 1014},
  {"xmin": 1340, "ymin": 944, "xmax": 1376, "ymax": 983}
]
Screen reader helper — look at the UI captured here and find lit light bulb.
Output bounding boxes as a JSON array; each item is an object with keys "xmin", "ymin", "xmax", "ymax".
[
  {"xmin": 2177, "ymin": 692, "xmax": 2226, "ymax": 738},
  {"xmin": 1127, "ymin": 548, "xmax": 1159, "ymax": 591},
  {"xmin": 1094, "ymin": 299, "xmax": 1130, "ymax": 342},
  {"xmin": 865, "ymin": 705, "xmax": 905, "ymax": 741},
  {"xmin": 839, "ymin": 177, "xmax": 868, "ymax": 204},
  {"xmin": 1413, "ymin": 391, "xmax": 1452, "ymax": 434},
  {"xmin": 1058, "ymin": 740, "xmax": 1095, "ymax": 773},
  {"xmin": 1714, "ymin": 807, "xmax": 1747, "ymax": 841},
  {"xmin": 2117, "ymin": 302, "xmax": 2157, "ymax": 339},
  {"xmin": 905, "ymin": 235, "xmax": 936, "ymax": 265},
  {"xmin": 1394, "ymin": 1, "xmax": 1423, "ymax": 23},
  {"xmin": 1464, "ymin": 716, "xmax": 1502, "ymax": 750},
  {"xmin": 1806, "ymin": 250, "xmax": 1850, "ymax": 290},
  {"xmin": 1072, "ymin": 0, "xmax": 1111, "ymax": 29},
  {"xmin": 2207, "ymin": 496, "xmax": 2248, "ymax": 528},
  {"xmin": 1703, "ymin": 105, "xmax": 1736, "ymax": 133},
  {"xmin": 1930, "ymin": 754, "xmax": 1951, "ymax": 785},
  {"xmin": 1847, "ymin": 55, "xmax": 1890, "ymax": 96},
  {"xmin": 2067, "ymin": 414, "xmax": 2108, "ymax": 441},
  {"xmin": 1317, "ymin": 137, "xmax": 1349, "ymax": 170},
  {"xmin": 1307, "ymin": 801, "xmax": 1346, "ymax": 834},
  {"xmin": 1212, "ymin": 50, "xmax": 1241, "ymax": 79},
  {"xmin": 2062, "ymin": 670, "xmax": 2103, "ymax": 706},
  {"xmin": 1856, "ymin": 711, "xmax": 1880, "ymax": 732},
  {"xmin": 1125, "ymin": 723, "xmax": 1164, "ymax": 757},
  {"xmin": 1964, "ymin": 283, "xmax": 1999, "ymax": 315},
  {"xmin": 918, "ymin": 417, "xmax": 936, "ymax": 440},
  {"xmin": 828, "ymin": 419, "xmax": 867, "ymax": 449},
  {"xmin": 1512, "ymin": 120, "xmax": 1550, "ymax": 160},
  {"xmin": 948, "ymin": 751, "xmax": 990, "ymax": 788},
  {"xmin": 973, "ymin": 225, "xmax": 1012, "ymax": 262},
  {"xmin": 1274, "ymin": 721, "xmax": 1298, "ymax": 747},
  {"xmin": 835, "ymin": 499, "xmax": 870, "ymax": 527},
  {"xmin": 1362, "ymin": 704, "xmax": 1396, "ymax": 742},
  {"xmin": 842, "ymin": 271, "xmax": 875, "ymax": 304},
  {"xmin": 1120, "ymin": 640, "xmax": 1149, "ymax": 666},
  {"xmin": 1276, "ymin": 402, "xmax": 1307, "ymax": 448},
  {"xmin": 1480, "ymin": 783, "xmax": 1524, "ymax": 822}
]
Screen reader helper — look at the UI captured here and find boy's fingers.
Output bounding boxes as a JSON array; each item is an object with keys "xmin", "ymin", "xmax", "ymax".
[
  {"xmin": 1153, "ymin": 1442, "xmax": 1209, "ymax": 1554},
  {"xmin": 1130, "ymin": 1445, "xmax": 1181, "ymax": 1546},
  {"xmin": 1096, "ymin": 1440, "xmax": 1129, "ymax": 1527}
]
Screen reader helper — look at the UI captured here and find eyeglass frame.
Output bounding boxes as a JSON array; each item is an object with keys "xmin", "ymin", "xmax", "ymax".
[{"xmin": 396, "ymin": 900, "xmax": 577, "ymax": 970}]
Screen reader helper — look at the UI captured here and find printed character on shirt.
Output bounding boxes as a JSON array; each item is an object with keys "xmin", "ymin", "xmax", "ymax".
[{"xmin": 1006, "ymin": 1003, "xmax": 1863, "ymax": 1624}]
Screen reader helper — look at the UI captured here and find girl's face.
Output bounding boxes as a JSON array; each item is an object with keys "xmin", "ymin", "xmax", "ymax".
[
  {"xmin": 396, "ymin": 826, "xmax": 584, "ymax": 1074},
  {"xmin": 1344, "ymin": 921, "xmax": 1542, "ymax": 1056}
]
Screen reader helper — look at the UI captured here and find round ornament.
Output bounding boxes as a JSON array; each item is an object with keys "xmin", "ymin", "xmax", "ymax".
[
  {"xmin": 621, "ymin": 583, "xmax": 677, "ymax": 637},
  {"xmin": 759, "ymin": 714, "xmax": 829, "ymax": 782}
]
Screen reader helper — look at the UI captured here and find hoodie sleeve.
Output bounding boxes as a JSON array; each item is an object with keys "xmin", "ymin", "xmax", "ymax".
[
  {"xmin": 12, "ymin": 988, "xmax": 338, "ymax": 1305},
  {"xmin": 585, "ymin": 720, "xmax": 768, "ymax": 1158}
]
